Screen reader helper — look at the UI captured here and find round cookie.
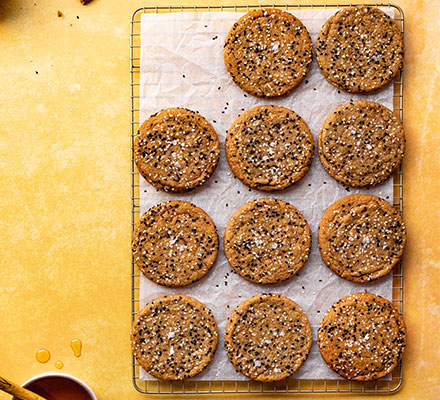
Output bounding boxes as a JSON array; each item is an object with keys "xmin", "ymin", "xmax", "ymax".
[
  {"xmin": 224, "ymin": 198, "xmax": 311, "ymax": 284},
  {"xmin": 226, "ymin": 105, "xmax": 314, "ymax": 191},
  {"xmin": 131, "ymin": 295, "xmax": 218, "ymax": 380},
  {"xmin": 319, "ymin": 194, "xmax": 406, "ymax": 282},
  {"xmin": 225, "ymin": 293, "xmax": 312, "ymax": 382},
  {"xmin": 316, "ymin": 6, "xmax": 404, "ymax": 93},
  {"xmin": 224, "ymin": 8, "xmax": 312, "ymax": 98},
  {"xmin": 134, "ymin": 108, "xmax": 220, "ymax": 192},
  {"xmin": 318, "ymin": 292, "xmax": 406, "ymax": 381},
  {"xmin": 318, "ymin": 101, "xmax": 404, "ymax": 187},
  {"xmin": 132, "ymin": 201, "xmax": 219, "ymax": 287}
]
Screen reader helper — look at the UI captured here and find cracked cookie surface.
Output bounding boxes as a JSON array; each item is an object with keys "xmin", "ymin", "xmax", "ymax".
[
  {"xmin": 316, "ymin": 6, "xmax": 404, "ymax": 93},
  {"xmin": 225, "ymin": 293, "xmax": 312, "ymax": 382},
  {"xmin": 225, "ymin": 198, "xmax": 311, "ymax": 284},
  {"xmin": 318, "ymin": 101, "xmax": 404, "ymax": 187},
  {"xmin": 132, "ymin": 201, "xmax": 219, "ymax": 287},
  {"xmin": 318, "ymin": 194, "xmax": 406, "ymax": 282},
  {"xmin": 134, "ymin": 108, "xmax": 220, "ymax": 192},
  {"xmin": 226, "ymin": 105, "xmax": 314, "ymax": 191},
  {"xmin": 131, "ymin": 295, "xmax": 218, "ymax": 380},
  {"xmin": 224, "ymin": 8, "xmax": 312, "ymax": 98},
  {"xmin": 318, "ymin": 292, "xmax": 406, "ymax": 381}
]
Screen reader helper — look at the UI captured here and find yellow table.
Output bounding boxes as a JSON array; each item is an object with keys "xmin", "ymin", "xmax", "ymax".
[{"xmin": 0, "ymin": 0, "xmax": 439, "ymax": 399}]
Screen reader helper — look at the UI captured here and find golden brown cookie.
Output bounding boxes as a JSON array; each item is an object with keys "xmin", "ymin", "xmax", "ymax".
[
  {"xmin": 316, "ymin": 6, "xmax": 404, "ymax": 93},
  {"xmin": 318, "ymin": 292, "xmax": 406, "ymax": 381},
  {"xmin": 134, "ymin": 108, "xmax": 220, "ymax": 192},
  {"xmin": 225, "ymin": 293, "xmax": 312, "ymax": 382},
  {"xmin": 318, "ymin": 194, "xmax": 406, "ymax": 282},
  {"xmin": 131, "ymin": 295, "xmax": 218, "ymax": 380},
  {"xmin": 224, "ymin": 198, "xmax": 311, "ymax": 284},
  {"xmin": 132, "ymin": 201, "xmax": 219, "ymax": 287},
  {"xmin": 318, "ymin": 101, "xmax": 404, "ymax": 187},
  {"xmin": 224, "ymin": 8, "xmax": 312, "ymax": 98},
  {"xmin": 226, "ymin": 105, "xmax": 314, "ymax": 191}
]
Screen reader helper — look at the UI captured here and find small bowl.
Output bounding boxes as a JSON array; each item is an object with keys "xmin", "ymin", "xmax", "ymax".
[{"xmin": 12, "ymin": 372, "xmax": 98, "ymax": 400}]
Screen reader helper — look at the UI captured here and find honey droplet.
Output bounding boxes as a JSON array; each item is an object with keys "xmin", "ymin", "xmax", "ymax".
[
  {"xmin": 36, "ymin": 349, "xmax": 50, "ymax": 363},
  {"xmin": 55, "ymin": 360, "xmax": 64, "ymax": 369},
  {"xmin": 70, "ymin": 339, "xmax": 82, "ymax": 357}
]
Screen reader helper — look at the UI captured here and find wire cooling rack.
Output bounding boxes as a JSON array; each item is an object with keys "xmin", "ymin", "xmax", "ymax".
[{"xmin": 130, "ymin": 3, "xmax": 404, "ymax": 394}]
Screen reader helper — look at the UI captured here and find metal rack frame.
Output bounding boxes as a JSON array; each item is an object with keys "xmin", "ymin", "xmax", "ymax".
[{"xmin": 130, "ymin": 3, "xmax": 404, "ymax": 394}]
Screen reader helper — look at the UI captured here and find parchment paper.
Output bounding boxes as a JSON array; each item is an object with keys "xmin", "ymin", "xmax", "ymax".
[{"xmin": 138, "ymin": 8, "xmax": 395, "ymax": 381}]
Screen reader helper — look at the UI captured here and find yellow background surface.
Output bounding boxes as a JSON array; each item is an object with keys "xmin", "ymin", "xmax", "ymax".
[{"xmin": 0, "ymin": 0, "xmax": 439, "ymax": 399}]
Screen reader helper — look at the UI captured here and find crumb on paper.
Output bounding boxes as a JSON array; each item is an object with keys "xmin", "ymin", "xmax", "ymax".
[
  {"xmin": 57, "ymin": 10, "xmax": 63, "ymax": 17},
  {"xmin": 80, "ymin": 0, "xmax": 92, "ymax": 4}
]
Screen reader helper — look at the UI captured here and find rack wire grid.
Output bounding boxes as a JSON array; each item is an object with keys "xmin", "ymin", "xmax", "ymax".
[{"xmin": 130, "ymin": 3, "xmax": 404, "ymax": 394}]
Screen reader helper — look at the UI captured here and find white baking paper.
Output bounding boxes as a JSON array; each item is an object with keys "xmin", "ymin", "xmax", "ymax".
[{"xmin": 138, "ymin": 8, "xmax": 395, "ymax": 381}]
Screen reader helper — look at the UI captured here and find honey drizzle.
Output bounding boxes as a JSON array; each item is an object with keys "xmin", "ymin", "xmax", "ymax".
[
  {"xmin": 36, "ymin": 349, "xmax": 50, "ymax": 363},
  {"xmin": 70, "ymin": 339, "xmax": 82, "ymax": 357}
]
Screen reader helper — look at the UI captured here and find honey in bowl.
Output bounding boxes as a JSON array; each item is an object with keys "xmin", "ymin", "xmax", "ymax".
[{"xmin": 14, "ymin": 375, "xmax": 96, "ymax": 400}]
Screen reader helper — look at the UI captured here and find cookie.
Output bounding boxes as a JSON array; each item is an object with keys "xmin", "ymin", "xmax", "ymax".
[
  {"xmin": 134, "ymin": 108, "xmax": 220, "ymax": 192},
  {"xmin": 318, "ymin": 194, "xmax": 406, "ymax": 282},
  {"xmin": 224, "ymin": 198, "xmax": 311, "ymax": 284},
  {"xmin": 225, "ymin": 293, "xmax": 312, "ymax": 382},
  {"xmin": 316, "ymin": 6, "xmax": 404, "ymax": 93},
  {"xmin": 132, "ymin": 201, "xmax": 219, "ymax": 287},
  {"xmin": 131, "ymin": 295, "xmax": 218, "ymax": 380},
  {"xmin": 226, "ymin": 105, "xmax": 314, "ymax": 191},
  {"xmin": 224, "ymin": 8, "xmax": 312, "ymax": 98},
  {"xmin": 318, "ymin": 292, "xmax": 406, "ymax": 381},
  {"xmin": 318, "ymin": 101, "xmax": 404, "ymax": 187}
]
